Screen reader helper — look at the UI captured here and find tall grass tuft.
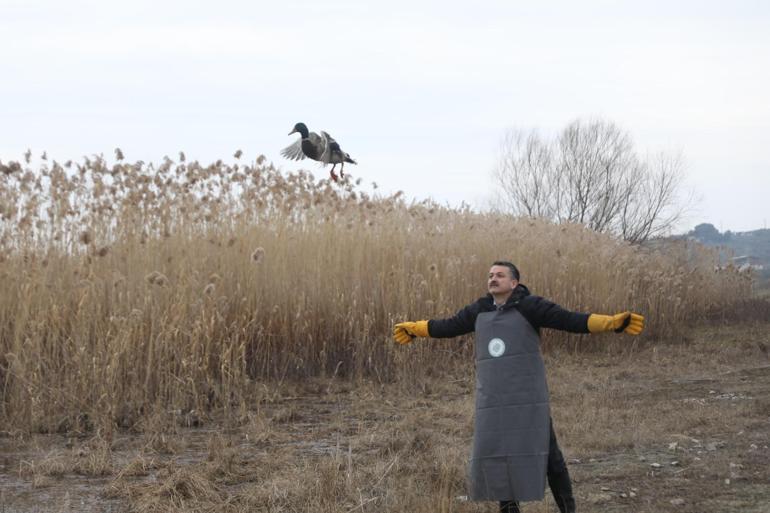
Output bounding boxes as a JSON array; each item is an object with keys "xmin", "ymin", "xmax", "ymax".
[{"xmin": 0, "ymin": 152, "xmax": 751, "ymax": 433}]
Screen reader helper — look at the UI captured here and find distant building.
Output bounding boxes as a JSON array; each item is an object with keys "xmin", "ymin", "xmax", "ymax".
[{"xmin": 730, "ymin": 255, "xmax": 765, "ymax": 271}]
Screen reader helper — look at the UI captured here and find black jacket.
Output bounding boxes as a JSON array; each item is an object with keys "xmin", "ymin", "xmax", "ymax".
[{"xmin": 428, "ymin": 284, "xmax": 590, "ymax": 338}]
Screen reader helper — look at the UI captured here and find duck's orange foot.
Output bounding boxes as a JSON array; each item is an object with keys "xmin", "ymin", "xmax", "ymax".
[{"xmin": 330, "ymin": 170, "xmax": 339, "ymax": 182}]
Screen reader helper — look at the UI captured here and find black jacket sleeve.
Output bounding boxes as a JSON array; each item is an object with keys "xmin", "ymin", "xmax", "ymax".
[
  {"xmin": 427, "ymin": 300, "xmax": 483, "ymax": 338},
  {"xmin": 517, "ymin": 295, "xmax": 590, "ymax": 333}
]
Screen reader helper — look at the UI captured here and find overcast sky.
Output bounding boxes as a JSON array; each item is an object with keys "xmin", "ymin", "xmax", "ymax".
[{"xmin": 2, "ymin": 0, "xmax": 768, "ymax": 232}]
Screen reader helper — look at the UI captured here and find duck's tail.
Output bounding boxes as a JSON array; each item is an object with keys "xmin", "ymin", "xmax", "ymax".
[{"xmin": 345, "ymin": 153, "xmax": 357, "ymax": 165}]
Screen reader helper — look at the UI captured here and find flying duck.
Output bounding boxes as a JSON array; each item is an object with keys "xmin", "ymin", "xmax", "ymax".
[{"xmin": 281, "ymin": 122, "xmax": 357, "ymax": 182}]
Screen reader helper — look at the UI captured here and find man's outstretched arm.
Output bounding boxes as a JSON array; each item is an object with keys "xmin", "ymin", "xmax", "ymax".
[
  {"xmin": 519, "ymin": 295, "xmax": 644, "ymax": 335},
  {"xmin": 393, "ymin": 302, "xmax": 482, "ymax": 344}
]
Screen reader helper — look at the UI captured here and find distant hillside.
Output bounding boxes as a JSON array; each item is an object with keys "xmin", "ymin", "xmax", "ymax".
[{"xmin": 684, "ymin": 223, "xmax": 770, "ymax": 282}]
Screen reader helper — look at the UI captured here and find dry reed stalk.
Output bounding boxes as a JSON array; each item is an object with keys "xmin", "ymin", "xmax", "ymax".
[{"xmin": 0, "ymin": 151, "xmax": 756, "ymax": 434}]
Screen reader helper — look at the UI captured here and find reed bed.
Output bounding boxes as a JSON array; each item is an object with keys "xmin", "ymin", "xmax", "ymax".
[{"xmin": 0, "ymin": 151, "xmax": 751, "ymax": 433}]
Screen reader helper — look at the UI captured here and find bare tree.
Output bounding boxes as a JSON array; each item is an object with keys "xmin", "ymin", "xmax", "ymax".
[
  {"xmin": 492, "ymin": 119, "xmax": 688, "ymax": 243},
  {"xmin": 492, "ymin": 130, "xmax": 554, "ymax": 218}
]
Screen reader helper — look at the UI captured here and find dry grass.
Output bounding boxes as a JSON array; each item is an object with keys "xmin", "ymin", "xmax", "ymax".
[
  {"xmin": 1, "ymin": 323, "xmax": 768, "ymax": 512},
  {"xmin": 18, "ymin": 435, "xmax": 113, "ymax": 479},
  {"xmin": 0, "ymin": 152, "xmax": 757, "ymax": 434}
]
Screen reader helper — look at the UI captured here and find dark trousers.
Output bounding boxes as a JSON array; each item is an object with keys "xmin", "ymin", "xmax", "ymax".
[{"xmin": 499, "ymin": 419, "xmax": 576, "ymax": 513}]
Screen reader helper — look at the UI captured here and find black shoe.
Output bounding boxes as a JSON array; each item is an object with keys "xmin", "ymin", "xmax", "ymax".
[{"xmin": 499, "ymin": 501, "xmax": 521, "ymax": 513}]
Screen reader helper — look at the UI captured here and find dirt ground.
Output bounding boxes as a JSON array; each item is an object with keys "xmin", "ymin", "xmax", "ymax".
[{"xmin": 1, "ymin": 322, "xmax": 769, "ymax": 513}]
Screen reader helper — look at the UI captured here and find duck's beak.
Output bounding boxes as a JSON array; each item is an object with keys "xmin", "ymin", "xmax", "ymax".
[{"xmin": 288, "ymin": 128, "xmax": 297, "ymax": 135}]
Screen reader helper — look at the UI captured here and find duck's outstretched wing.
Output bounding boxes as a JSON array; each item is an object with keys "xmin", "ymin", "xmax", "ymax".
[
  {"xmin": 319, "ymin": 131, "xmax": 340, "ymax": 164},
  {"xmin": 280, "ymin": 138, "xmax": 306, "ymax": 161},
  {"xmin": 309, "ymin": 132, "xmax": 327, "ymax": 158}
]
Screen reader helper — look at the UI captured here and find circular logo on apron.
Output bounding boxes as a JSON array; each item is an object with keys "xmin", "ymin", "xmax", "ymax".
[{"xmin": 488, "ymin": 338, "xmax": 506, "ymax": 357}]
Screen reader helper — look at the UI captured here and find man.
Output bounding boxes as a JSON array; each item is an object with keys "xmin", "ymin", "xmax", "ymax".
[{"xmin": 393, "ymin": 261, "xmax": 644, "ymax": 513}]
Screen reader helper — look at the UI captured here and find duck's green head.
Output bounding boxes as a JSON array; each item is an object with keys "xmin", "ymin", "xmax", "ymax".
[{"xmin": 289, "ymin": 122, "xmax": 309, "ymax": 138}]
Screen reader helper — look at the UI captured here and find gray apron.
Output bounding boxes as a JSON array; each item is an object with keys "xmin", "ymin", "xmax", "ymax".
[{"xmin": 468, "ymin": 307, "xmax": 550, "ymax": 502}]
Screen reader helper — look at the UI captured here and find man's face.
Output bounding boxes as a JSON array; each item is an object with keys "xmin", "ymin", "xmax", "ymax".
[{"xmin": 488, "ymin": 265, "xmax": 518, "ymax": 296}]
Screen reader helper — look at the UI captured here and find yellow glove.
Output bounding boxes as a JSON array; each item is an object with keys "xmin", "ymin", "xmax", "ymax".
[
  {"xmin": 587, "ymin": 312, "xmax": 644, "ymax": 335},
  {"xmin": 393, "ymin": 320, "xmax": 430, "ymax": 345}
]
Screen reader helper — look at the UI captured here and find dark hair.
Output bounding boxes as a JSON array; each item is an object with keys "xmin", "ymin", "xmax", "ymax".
[{"xmin": 492, "ymin": 261, "xmax": 520, "ymax": 281}]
